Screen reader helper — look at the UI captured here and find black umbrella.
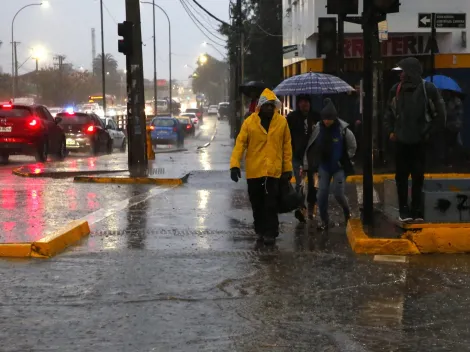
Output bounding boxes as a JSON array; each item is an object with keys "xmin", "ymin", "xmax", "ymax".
[{"xmin": 239, "ymin": 81, "xmax": 267, "ymax": 98}]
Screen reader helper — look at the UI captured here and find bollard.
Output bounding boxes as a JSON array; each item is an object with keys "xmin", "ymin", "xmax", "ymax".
[{"xmin": 146, "ymin": 126, "xmax": 155, "ymax": 160}]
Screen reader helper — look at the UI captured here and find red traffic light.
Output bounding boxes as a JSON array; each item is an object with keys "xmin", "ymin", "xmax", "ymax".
[{"xmin": 118, "ymin": 21, "xmax": 134, "ymax": 55}]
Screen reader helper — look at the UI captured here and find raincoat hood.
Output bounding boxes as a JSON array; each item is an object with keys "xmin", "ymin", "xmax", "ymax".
[
  {"xmin": 396, "ymin": 57, "xmax": 423, "ymax": 85},
  {"xmin": 256, "ymin": 88, "xmax": 282, "ymax": 111}
]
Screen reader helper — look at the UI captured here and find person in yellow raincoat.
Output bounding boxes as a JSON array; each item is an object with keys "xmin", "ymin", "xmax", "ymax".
[{"xmin": 230, "ymin": 88, "xmax": 293, "ymax": 245}]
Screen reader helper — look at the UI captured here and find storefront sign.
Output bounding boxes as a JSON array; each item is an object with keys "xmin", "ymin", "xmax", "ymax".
[{"xmin": 344, "ymin": 35, "xmax": 437, "ymax": 58}]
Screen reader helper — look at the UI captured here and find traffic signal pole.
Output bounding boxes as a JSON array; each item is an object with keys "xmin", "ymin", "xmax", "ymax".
[
  {"xmin": 122, "ymin": 0, "xmax": 148, "ymax": 177},
  {"xmin": 362, "ymin": 0, "xmax": 374, "ymax": 225},
  {"xmin": 233, "ymin": 0, "xmax": 242, "ymax": 139}
]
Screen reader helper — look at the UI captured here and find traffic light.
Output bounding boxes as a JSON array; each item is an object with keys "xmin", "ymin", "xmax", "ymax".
[
  {"xmin": 373, "ymin": 0, "xmax": 400, "ymax": 14},
  {"xmin": 327, "ymin": 0, "xmax": 358, "ymax": 15},
  {"xmin": 318, "ymin": 17, "xmax": 337, "ymax": 57},
  {"xmin": 118, "ymin": 21, "xmax": 133, "ymax": 55}
]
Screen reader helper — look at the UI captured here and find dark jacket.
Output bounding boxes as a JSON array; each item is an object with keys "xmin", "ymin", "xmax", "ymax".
[
  {"xmin": 384, "ymin": 57, "xmax": 446, "ymax": 144},
  {"xmin": 286, "ymin": 109, "xmax": 320, "ymax": 161},
  {"xmin": 303, "ymin": 119, "xmax": 357, "ymax": 176}
]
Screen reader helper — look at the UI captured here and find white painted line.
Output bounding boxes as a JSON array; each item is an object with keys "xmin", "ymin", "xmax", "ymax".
[
  {"xmin": 356, "ymin": 184, "xmax": 380, "ymax": 205},
  {"xmin": 373, "ymin": 255, "xmax": 408, "ymax": 263},
  {"xmin": 78, "ymin": 186, "xmax": 176, "ymax": 226}
]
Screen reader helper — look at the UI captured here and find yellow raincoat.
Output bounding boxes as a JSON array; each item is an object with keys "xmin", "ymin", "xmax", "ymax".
[{"xmin": 230, "ymin": 89, "xmax": 293, "ymax": 179}]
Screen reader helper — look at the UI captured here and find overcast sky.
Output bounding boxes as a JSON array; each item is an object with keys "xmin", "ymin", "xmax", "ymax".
[{"xmin": 1, "ymin": 0, "xmax": 230, "ymax": 81}]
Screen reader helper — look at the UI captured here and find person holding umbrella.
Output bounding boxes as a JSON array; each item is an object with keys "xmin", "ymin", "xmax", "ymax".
[
  {"xmin": 230, "ymin": 88, "xmax": 293, "ymax": 245},
  {"xmin": 286, "ymin": 94, "xmax": 320, "ymax": 221}
]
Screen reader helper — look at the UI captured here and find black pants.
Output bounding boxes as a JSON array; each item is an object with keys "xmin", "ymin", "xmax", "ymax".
[
  {"xmin": 247, "ymin": 177, "xmax": 280, "ymax": 238},
  {"xmin": 395, "ymin": 142, "xmax": 425, "ymax": 211},
  {"xmin": 306, "ymin": 170, "xmax": 317, "ymax": 206}
]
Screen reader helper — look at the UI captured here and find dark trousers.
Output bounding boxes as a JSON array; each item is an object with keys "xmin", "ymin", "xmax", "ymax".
[
  {"xmin": 306, "ymin": 170, "xmax": 317, "ymax": 206},
  {"xmin": 247, "ymin": 177, "xmax": 280, "ymax": 238},
  {"xmin": 395, "ymin": 142, "xmax": 425, "ymax": 211}
]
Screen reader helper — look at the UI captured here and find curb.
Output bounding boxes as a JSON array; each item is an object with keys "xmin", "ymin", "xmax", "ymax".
[
  {"xmin": 346, "ymin": 219, "xmax": 420, "ymax": 255},
  {"xmin": 197, "ymin": 123, "xmax": 218, "ymax": 149},
  {"xmin": 290, "ymin": 173, "xmax": 470, "ymax": 185},
  {"xmin": 347, "ymin": 218, "xmax": 470, "ymax": 255},
  {"xmin": 12, "ymin": 168, "xmax": 128, "ymax": 178},
  {"xmin": 73, "ymin": 173, "xmax": 190, "ymax": 186},
  {"xmin": 0, "ymin": 220, "xmax": 90, "ymax": 258},
  {"xmin": 154, "ymin": 148, "xmax": 188, "ymax": 154}
]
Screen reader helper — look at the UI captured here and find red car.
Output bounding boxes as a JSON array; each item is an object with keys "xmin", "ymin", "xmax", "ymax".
[{"xmin": 0, "ymin": 103, "xmax": 67, "ymax": 164}]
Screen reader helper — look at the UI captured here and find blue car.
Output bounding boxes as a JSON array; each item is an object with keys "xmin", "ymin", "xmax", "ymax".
[{"xmin": 150, "ymin": 116, "xmax": 184, "ymax": 147}]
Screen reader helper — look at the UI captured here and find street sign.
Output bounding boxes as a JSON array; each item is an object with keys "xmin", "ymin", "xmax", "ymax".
[
  {"xmin": 378, "ymin": 20, "xmax": 388, "ymax": 42},
  {"xmin": 283, "ymin": 45, "xmax": 298, "ymax": 55},
  {"xmin": 419, "ymin": 13, "xmax": 466, "ymax": 28}
]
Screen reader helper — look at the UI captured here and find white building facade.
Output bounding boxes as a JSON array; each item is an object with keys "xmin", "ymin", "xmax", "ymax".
[{"xmin": 283, "ymin": 0, "xmax": 469, "ymax": 75}]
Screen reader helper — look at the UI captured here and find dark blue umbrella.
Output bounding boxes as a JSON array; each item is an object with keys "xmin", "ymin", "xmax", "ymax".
[
  {"xmin": 273, "ymin": 72, "xmax": 354, "ymax": 96},
  {"xmin": 424, "ymin": 75, "xmax": 462, "ymax": 93}
]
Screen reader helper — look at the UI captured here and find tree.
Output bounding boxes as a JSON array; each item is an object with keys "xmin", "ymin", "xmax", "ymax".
[
  {"xmin": 191, "ymin": 55, "xmax": 228, "ymax": 104},
  {"xmin": 93, "ymin": 53, "xmax": 118, "ymax": 77},
  {"xmin": 219, "ymin": 0, "xmax": 283, "ymax": 89}
]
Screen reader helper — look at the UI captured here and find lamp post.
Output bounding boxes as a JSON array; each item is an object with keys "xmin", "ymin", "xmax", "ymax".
[
  {"xmin": 11, "ymin": 2, "xmax": 44, "ymax": 98},
  {"xmin": 141, "ymin": 1, "xmax": 172, "ymax": 115},
  {"xmin": 99, "ymin": 0, "xmax": 107, "ymax": 114}
]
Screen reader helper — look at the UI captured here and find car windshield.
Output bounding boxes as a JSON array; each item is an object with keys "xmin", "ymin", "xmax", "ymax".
[
  {"xmin": 0, "ymin": 106, "xmax": 32, "ymax": 117},
  {"xmin": 154, "ymin": 119, "xmax": 175, "ymax": 127},
  {"xmin": 181, "ymin": 114, "xmax": 195, "ymax": 118},
  {"xmin": 57, "ymin": 113, "xmax": 92, "ymax": 124},
  {"xmin": 210, "ymin": 106, "xmax": 217, "ymax": 109},
  {"xmin": 186, "ymin": 109, "xmax": 198, "ymax": 113}
]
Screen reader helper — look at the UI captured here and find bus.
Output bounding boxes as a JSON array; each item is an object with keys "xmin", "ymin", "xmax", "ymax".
[{"xmin": 88, "ymin": 94, "xmax": 116, "ymax": 108}]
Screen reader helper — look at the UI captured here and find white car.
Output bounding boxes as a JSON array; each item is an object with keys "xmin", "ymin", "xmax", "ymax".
[
  {"xmin": 101, "ymin": 117, "xmax": 127, "ymax": 152},
  {"xmin": 180, "ymin": 113, "xmax": 198, "ymax": 128},
  {"xmin": 208, "ymin": 105, "xmax": 218, "ymax": 115},
  {"xmin": 47, "ymin": 107, "xmax": 63, "ymax": 118}
]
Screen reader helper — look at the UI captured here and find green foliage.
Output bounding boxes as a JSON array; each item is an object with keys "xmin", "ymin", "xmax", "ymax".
[{"xmin": 191, "ymin": 54, "xmax": 228, "ymax": 104}]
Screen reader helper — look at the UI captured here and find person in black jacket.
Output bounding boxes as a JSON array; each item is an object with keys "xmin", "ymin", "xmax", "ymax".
[
  {"xmin": 287, "ymin": 95, "xmax": 320, "ymax": 221},
  {"xmin": 384, "ymin": 57, "xmax": 446, "ymax": 222}
]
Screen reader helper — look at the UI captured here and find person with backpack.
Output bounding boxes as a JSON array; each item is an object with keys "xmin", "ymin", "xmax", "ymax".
[
  {"xmin": 384, "ymin": 57, "xmax": 446, "ymax": 222},
  {"xmin": 303, "ymin": 98, "xmax": 357, "ymax": 230}
]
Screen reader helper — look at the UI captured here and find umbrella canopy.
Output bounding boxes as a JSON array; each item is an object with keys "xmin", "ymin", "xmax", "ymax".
[
  {"xmin": 424, "ymin": 75, "xmax": 462, "ymax": 93},
  {"xmin": 239, "ymin": 81, "xmax": 267, "ymax": 98},
  {"xmin": 273, "ymin": 72, "xmax": 354, "ymax": 96}
]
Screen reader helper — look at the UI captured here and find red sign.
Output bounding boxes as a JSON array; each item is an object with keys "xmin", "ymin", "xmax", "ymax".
[
  {"xmin": 157, "ymin": 79, "xmax": 168, "ymax": 87},
  {"xmin": 344, "ymin": 35, "xmax": 436, "ymax": 58}
]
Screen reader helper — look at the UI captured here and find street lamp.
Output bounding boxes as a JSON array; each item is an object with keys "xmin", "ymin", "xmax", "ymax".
[
  {"xmin": 202, "ymin": 41, "xmax": 225, "ymax": 59},
  {"xmin": 11, "ymin": 2, "xmax": 45, "ymax": 98},
  {"xmin": 198, "ymin": 54, "xmax": 208, "ymax": 65},
  {"xmin": 31, "ymin": 46, "xmax": 45, "ymax": 71},
  {"xmin": 141, "ymin": 1, "xmax": 173, "ymax": 115}
]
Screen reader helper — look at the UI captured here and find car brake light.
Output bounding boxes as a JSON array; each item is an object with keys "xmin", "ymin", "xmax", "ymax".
[
  {"xmin": 2, "ymin": 104, "xmax": 12, "ymax": 108},
  {"xmin": 85, "ymin": 125, "xmax": 95, "ymax": 133},
  {"xmin": 150, "ymin": 125, "xmax": 155, "ymax": 130},
  {"xmin": 186, "ymin": 124, "xmax": 191, "ymax": 129},
  {"xmin": 29, "ymin": 119, "xmax": 38, "ymax": 127},
  {"xmin": 173, "ymin": 126, "xmax": 177, "ymax": 132}
]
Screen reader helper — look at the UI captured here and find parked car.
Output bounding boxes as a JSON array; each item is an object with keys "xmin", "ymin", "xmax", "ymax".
[
  {"xmin": 101, "ymin": 117, "xmax": 127, "ymax": 152},
  {"xmin": 177, "ymin": 116, "xmax": 196, "ymax": 136},
  {"xmin": 180, "ymin": 112, "xmax": 198, "ymax": 128},
  {"xmin": 0, "ymin": 102, "xmax": 67, "ymax": 163},
  {"xmin": 56, "ymin": 111, "xmax": 113, "ymax": 155},
  {"xmin": 150, "ymin": 116, "xmax": 184, "ymax": 147},
  {"xmin": 185, "ymin": 108, "xmax": 203, "ymax": 122},
  {"xmin": 218, "ymin": 102, "xmax": 230, "ymax": 120},
  {"xmin": 208, "ymin": 105, "xmax": 218, "ymax": 115}
]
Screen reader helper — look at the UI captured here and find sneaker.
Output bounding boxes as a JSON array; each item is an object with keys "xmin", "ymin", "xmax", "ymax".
[
  {"xmin": 317, "ymin": 220, "xmax": 328, "ymax": 231},
  {"xmin": 307, "ymin": 204, "xmax": 315, "ymax": 220},
  {"xmin": 295, "ymin": 208, "xmax": 307, "ymax": 223},
  {"xmin": 399, "ymin": 207, "xmax": 413, "ymax": 222},
  {"xmin": 412, "ymin": 210, "xmax": 424, "ymax": 222}
]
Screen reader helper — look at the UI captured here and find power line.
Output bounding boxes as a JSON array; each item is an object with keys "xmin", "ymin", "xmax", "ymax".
[
  {"xmin": 191, "ymin": 0, "xmax": 230, "ymax": 27},
  {"xmin": 254, "ymin": 23, "xmax": 283, "ymax": 37},
  {"xmin": 180, "ymin": 0, "xmax": 226, "ymax": 44},
  {"xmin": 179, "ymin": 0, "xmax": 226, "ymax": 47},
  {"xmin": 102, "ymin": 0, "xmax": 117, "ymax": 24},
  {"xmin": 185, "ymin": 0, "xmax": 221, "ymax": 33}
]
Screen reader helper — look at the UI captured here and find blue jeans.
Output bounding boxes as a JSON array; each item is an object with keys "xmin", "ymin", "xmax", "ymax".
[{"xmin": 317, "ymin": 168, "xmax": 350, "ymax": 222}]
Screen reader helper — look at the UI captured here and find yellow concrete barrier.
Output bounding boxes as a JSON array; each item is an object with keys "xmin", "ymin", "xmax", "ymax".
[
  {"xmin": 404, "ymin": 226, "xmax": 470, "ymax": 254},
  {"xmin": 146, "ymin": 126, "xmax": 155, "ymax": 160},
  {"xmin": 73, "ymin": 175, "xmax": 185, "ymax": 185},
  {"xmin": 0, "ymin": 243, "xmax": 32, "ymax": 257},
  {"xmin": 31, "ymin": 220, "xmax": 90, "ymax": 258}
]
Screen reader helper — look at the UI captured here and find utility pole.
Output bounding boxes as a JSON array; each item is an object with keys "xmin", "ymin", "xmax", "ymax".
[
  {"xmin": 234, "ymin": 0, "xmax": 243, "ymax": 139},
  {"xmin": 13, "ymin": 42, "xmax": 19, "ymax": 97},
  {"xmin": 100, "ymin": 0, "xmax": 107, "ymax": 114},
  {"xmin": 152, "ymin": 0, "xmax": 158, "ymax": 115},
  {"xmin": 120, "ymin": 0, "xmax": 148, "ymax": 177}
]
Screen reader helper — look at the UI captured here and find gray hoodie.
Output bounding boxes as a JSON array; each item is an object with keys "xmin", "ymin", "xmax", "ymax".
[{"xmin": 384, "ymin": 57, "xmax": 446, "ymax": 144}]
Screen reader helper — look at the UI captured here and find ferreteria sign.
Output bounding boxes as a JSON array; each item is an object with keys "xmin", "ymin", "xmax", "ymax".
[{"xmin": 344, "ymin": 35, "xmax": 437, "ymax": 58}]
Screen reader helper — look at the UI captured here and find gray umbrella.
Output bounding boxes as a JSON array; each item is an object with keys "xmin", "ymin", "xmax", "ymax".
[{"xmin": 273, "ymin": 72, "xmax": 354, "ymax": 96}]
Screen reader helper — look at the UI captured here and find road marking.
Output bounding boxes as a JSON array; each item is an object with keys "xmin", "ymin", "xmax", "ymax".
[
  {"xmin": 355, "ymin": 184, "xmax": 380, "ymax": 204},
  {"xmin": 373, "ymin": 255, "xmax": 408, "ymax": 263},
  {"xmin": 77, "ymin": 186, "xmax": 176, "ymax": 226}
]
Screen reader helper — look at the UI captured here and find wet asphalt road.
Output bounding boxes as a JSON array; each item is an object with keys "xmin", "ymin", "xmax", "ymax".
[{"xmin": 2, "ymin": 117, "xmax": 470, "ymax": 351}]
